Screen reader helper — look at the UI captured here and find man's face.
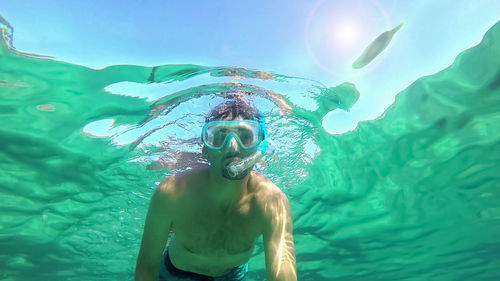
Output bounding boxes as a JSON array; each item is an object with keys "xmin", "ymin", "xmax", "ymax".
[{"xmin": 203, "ymin": 117, "xmax": 258, "ymax": 180}]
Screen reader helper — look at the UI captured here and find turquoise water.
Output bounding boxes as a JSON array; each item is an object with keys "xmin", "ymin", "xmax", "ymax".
[{"xmin": 1, "ymin": 14, "xmax": 499, "ymax": 281}]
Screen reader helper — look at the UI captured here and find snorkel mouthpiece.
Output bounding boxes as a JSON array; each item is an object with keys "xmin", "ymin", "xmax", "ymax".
[
  {"xmin": 227, "ymin": 150, "xmax": 264, "ymax": 177},
  {"xmin": 226, "ymin": 138, "xmax": 267, "ymax": 177}
]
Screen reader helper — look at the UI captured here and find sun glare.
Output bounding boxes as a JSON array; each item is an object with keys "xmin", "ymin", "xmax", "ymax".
[{"xmin": 333, "ymin": 20, "xmax": 361, "ymax": 48}]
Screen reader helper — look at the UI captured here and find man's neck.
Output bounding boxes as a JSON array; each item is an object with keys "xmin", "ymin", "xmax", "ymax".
[{"xmin": 206, "ymin": 167, "xmax": 249, "ymax": 208}]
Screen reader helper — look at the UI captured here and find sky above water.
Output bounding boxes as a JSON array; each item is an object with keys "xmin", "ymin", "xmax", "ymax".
[{"xmin": 2, "ymin": 0, "xmax": 499, "ymax": 133}]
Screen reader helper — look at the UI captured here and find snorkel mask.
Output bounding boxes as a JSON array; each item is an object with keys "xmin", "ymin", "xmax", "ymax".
[{"xmin": 202, "ymin": 116, "xmax": 268, "ymax": 177}]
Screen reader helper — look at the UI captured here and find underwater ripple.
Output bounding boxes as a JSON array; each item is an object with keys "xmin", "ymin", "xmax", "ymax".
[{"xmin": 1, "ymin": 15, "xmax": 500, "ymax": 281}]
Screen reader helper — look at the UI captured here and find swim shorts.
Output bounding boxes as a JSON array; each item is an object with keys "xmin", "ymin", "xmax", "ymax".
[{"xmin": 159, "ymin": 248, "xmax": 249, "ymax": 281}]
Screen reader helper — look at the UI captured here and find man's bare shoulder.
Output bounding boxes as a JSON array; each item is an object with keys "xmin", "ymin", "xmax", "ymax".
[
  {"xmin": 250, "ymin": 171, "xmax": 289, "ymax": 215},
  {"xmin": 157, "ymin": 167, "xmax": 209, "ymax": 196},
  {"xmin": 251, "ymin": 171, "xmax": 282, "ymax": 195}
]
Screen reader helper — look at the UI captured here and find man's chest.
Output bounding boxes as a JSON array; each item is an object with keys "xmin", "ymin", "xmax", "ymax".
[{"xmin": 171, "ymin": 199, "xmax": 263, "ymax": 256}]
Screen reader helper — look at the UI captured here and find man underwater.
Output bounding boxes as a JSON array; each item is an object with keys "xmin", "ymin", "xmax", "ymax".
[{"xmin": 135, "ymin": 97, "xmax": 297, "ymax": 281}]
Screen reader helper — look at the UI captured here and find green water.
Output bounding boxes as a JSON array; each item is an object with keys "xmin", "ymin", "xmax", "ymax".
[{"xmin": 1, "ymin": 16, "xmax": 499, "ymax": 281}]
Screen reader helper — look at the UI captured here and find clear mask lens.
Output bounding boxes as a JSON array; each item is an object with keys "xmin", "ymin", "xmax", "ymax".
[{"xmin": 202, "ymin": 120, "xmax": 263, "ymax": 150}]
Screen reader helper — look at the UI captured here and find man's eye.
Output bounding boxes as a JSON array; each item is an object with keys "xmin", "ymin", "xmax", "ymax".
[
  {"xmin": 213, "ymin": 134, "xmax": 225, "ymax": 143},
  {"xmin": 240, "ymin": 134, "xmax": 252, "ymax": 142}
]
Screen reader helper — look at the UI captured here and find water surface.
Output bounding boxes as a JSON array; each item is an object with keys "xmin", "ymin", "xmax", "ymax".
[{"xmin": 0, "ymin": 17, "xmax": 499, "ymax": 281}]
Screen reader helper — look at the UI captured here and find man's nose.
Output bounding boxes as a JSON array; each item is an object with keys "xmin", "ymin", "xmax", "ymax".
[{"xmin": 224, "ymin": 135, "xmax": 239, "ymax": 151}]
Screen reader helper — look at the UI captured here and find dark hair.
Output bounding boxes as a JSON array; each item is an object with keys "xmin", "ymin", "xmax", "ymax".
[{"xmin": 205, "ymin": 96, "xmax": 262, "ymax": 123}]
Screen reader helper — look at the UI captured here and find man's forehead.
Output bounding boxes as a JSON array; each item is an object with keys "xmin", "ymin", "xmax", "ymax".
[
  {"xmin": 207, "ymin": 120, "xmax": 257, "ymax": 131},
  {"xmin": 213, "ymin": 114, "xmax": 249, "ymax": 121},
  {"xmin": 225, "ymin": 115, "xmax": 245, "ymax": 121}
]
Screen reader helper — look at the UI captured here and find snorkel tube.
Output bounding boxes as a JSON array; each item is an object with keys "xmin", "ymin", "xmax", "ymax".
[{"xmin": 226, "ymin": 113, "xmax": 269, "ymax": 178}]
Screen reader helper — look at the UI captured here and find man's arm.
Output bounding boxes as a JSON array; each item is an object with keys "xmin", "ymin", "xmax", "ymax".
[
  {"xmin": 135, "ymin": 178, "xmax": 174, "ymax": 281},
  {"xmin": 262, "ymin": 185, "xmax": 297, "ymax": 281}
]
